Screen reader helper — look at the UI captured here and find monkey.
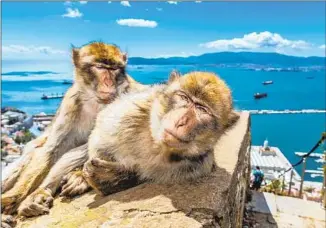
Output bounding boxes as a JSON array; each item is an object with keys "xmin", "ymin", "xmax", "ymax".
[
  {"xmin": 1, "ymin": 41, "xmax": 146, "ymax": 220},
  {"xmin": 82, "ymin": 71, "xmax": 239, "ymax": 196}
]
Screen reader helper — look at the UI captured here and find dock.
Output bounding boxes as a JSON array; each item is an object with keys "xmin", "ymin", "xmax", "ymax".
[{"xmin": 250, "ymin": 140, "xmax": 301, "ymax": 183}]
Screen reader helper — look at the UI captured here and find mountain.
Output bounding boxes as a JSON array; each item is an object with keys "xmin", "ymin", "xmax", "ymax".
[{"xmin": 128, "ymin": 52, "xmax": 326, "ymax": 66}]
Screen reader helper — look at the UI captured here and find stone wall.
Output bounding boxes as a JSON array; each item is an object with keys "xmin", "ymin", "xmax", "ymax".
[{"xmin": 16, "ymin": 112, "xmax": 251, "ymax": 228}]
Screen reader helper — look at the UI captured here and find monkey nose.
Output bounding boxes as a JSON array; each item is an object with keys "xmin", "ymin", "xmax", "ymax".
[{"xmin": 175, "ymin": 116, "xmax": 188, "ymax": 128}]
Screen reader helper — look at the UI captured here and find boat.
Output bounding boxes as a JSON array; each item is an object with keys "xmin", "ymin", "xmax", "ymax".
[
  {"xmin": 254, "ymin": 93, "xmax": 268, "ymax": 99},
  {"xmin": 262, "ymin": 80, "xmax": 273, "ymax": 85},
  {"xmin": 41, "ymin": 93, "xmax": 64, "ymax": 100},
  {"xmin": 62, "ymin": 80, "xmax": 73, "ymax": 85}
]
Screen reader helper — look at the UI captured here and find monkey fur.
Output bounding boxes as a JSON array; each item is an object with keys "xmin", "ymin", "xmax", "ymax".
[
  {"xmin": 83, "ymin": 71, "xmax": 239, "ymax": 196},
  {"xmin": 1, "ymin": 42, "xmax": 145, "ymax": 221}
]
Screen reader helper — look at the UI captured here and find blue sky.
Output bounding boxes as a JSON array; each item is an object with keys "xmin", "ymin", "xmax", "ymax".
[{"xmin": 2, "ymin": 1, "xmax": 326, "ymax": 60}]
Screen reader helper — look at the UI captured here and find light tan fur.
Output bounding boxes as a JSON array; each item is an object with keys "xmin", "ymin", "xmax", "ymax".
[
  {"xmin": 83, "ymin": 71, "xmax": 239, "ymax": 196},
  {"xmin": 1, "ymin": 42, "xmax": 145, "ymax": 221}
]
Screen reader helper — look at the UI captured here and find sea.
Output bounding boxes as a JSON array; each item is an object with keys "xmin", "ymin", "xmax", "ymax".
[{"xmin": 1, "ymin": 60, "xmax": 326, "ymax": 182}]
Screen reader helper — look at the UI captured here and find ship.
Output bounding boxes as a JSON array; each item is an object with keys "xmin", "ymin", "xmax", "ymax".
[
  {"xmin": 254, "ymin": 93, "xmax": 268, "ymax": 99},
  {"xmin": 262, "ymin": 80, "xmax": 273, "ymax": 85},
  {"xmin": 41, "ymin": 93, "xmax": 64, "ymax": 100}
]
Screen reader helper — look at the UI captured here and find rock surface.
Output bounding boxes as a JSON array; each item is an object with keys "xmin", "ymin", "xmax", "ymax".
[{"xmin": 16, "ymin": 112, "xmax": 251, "ymax": 228}]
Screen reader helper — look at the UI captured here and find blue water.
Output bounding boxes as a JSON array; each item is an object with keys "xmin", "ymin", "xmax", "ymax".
[{"xmin": 2, "ymin": 60, "xmax": 326, "ymax": 182}]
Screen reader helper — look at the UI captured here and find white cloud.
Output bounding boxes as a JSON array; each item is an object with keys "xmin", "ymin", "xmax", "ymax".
[
  {"xmin": 116, "ymin": 19, "xmax": 158, "ymax": 28},
  {"xmin": 156, "ymin": 8, "xmax": 163, "ymax": 11},
  {"xmin": 2, "ymin": 45, "xmax": 67, "ymax": 55},
  {"xmin": 80, "ymin": 1, "xmax": 87, "ymax": 4},
  {"xmin": 200, "ymin": 31, "xmax": 311, "ymax": 51},
  {"xmin": 62, "ymin": 8, "xmax": 83, "ymax": 18},
  {"xmin": 121, "ymin": 1, "xmax": 131, "ymax": 7},
  {"xmin": 195, "ymin": 1, "xmax": 202, "ymax": 3},
  {"xmin": 167, "ymin": 1, "xmax": 178, "ymax": 5},
  {"xmin": 64, "ymin": 1, "xmax": 71, "ymax": 6},
  {"xmin": 319, "ymin": 44, "xmax": 325, "ymax": 49}
]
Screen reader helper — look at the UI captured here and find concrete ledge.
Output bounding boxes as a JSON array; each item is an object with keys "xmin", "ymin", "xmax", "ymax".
[{"xmin": 17, "ymin": 112, "xmax": 251, "ymax": 228}]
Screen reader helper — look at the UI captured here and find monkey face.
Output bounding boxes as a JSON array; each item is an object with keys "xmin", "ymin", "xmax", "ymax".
[
  {"xmin": 90, "ymin": 64, "xmax": 127, "ymax": 103},
  {"xmin": 73, "ymin": 42, "xmax": 129, "ymax": 104},
  {"xmin": 153, "ymin": 71, "xmax": 237, "ymax": 153},
  {"xmin": 158, "ymin": 91, "xmax": 218, "ymax": 150}
]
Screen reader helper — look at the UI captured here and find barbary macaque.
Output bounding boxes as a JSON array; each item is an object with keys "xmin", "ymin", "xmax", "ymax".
[
  {"xmin": 83, "ymin": 71, "xmax": 239, "ymax": 196},
  {"xmin": 1, "ymin": 42, "xmax": 145, "ymax": 220}
]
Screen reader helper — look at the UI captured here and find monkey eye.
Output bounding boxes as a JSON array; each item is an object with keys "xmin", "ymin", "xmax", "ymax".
[
  {"xmin": 178, "ymin": 93, "xmax": 189, "ymax": 102},
  {"xmin": 95, "ymin": 65, "xmax": 106, "ymax": 70},
  {"xmin": 196, "ymin": 104, "xmax": 209, "ymax": 114}
]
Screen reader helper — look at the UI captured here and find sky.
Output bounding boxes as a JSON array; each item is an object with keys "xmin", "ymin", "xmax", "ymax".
[{"xmin": 2, "ymin": 1, "xmax": 326, "ymax": 60}]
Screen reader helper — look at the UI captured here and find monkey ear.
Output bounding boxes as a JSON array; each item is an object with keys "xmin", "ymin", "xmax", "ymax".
[
  {"xmin": 122, "ymin": 53, "xmax": 128, "ymax": 64},
  {"xmin": 168, "ymin": 70, "xmax": 181, "ymax": 84},
  {"xmin": 72, "ymin": 48, "xmax": 80, "ymax": 67},
  {"xmin": 225, "ymin": 111, "xmax": 240, "ymax": 129}
]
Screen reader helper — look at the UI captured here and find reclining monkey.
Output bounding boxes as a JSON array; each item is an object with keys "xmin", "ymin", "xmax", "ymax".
[
  {"xmin": 83, "ymin": 71, "xmax": 239, "ymax": 196},
  {"xmin": 1, "ymin": 42, "xmax": 145, "ymax": 219}
]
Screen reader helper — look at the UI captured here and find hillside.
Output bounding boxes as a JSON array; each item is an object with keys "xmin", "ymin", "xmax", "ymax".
[{"xmin": 129, "ymin": 52, "xmax": 325, "ymax": 67}]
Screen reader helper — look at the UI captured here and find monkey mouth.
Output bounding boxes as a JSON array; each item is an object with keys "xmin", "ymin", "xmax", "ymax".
[
  {"xmin": 96, "ymin": 94, "xmax": 116, "ymax": 104},
  {"xmin": 163, "ymin": 130, "xmax": 191, "ymax": 146}
]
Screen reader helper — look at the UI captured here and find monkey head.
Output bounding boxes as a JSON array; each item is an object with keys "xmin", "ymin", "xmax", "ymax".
[
  {"xmin": 72, "ymin": 42, "xmax": 129, "ymax": 104},
  {"xmin": 151, "ymin": 71, "xmax": 239, "ymax": 154}
]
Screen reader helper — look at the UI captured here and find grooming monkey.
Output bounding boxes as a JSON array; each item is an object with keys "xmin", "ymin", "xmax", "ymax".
[
  {"xmin": 83, "ymin": 71, "xmax": 239, "ymax": 196},
  {"xmin": 1, "ymin": 42, "xmax": 145, "ymax": 219}
]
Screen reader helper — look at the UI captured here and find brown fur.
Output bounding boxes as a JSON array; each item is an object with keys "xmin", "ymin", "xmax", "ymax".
[
  {"xmin": 83, "ymin": 71, "xmax": 239, "ymax": 196},
  {"xmin": 1, "ymin": 42, "xmax": 145, "ymax": 220}
]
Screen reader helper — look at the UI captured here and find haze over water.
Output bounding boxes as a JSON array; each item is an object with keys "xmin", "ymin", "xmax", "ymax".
[{"xmin": 2, "ymin": 60, "xmax": 326, "ymax": 182}]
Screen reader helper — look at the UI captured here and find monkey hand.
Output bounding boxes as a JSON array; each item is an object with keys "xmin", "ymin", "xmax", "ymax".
[
  {"xmin": 83, "ymin": 158, "xmax": 140, "ymax": 196},
  {"xmin": 1, "ymin": 214, "xmax": 16, "ymax": 228},
  {"xmin": 83, "ymin": 158, "xmax": 120, "ymax": 196},
  {"xmin": 60, "ymin": 169, "xmax": 90, "ymax": 197},
  {"xmin": 17, "ymin": 188, "xmax": 53, "ymax": 217}
]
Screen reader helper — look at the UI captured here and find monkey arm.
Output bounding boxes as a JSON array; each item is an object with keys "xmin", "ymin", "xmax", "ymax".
[
  {"xmin": 39, "ymin": 144, "xmax": 89, "ymax": 193},
  {"xmin": 16, "ymin": 144, "xmax": 89, "ymax": 217}
]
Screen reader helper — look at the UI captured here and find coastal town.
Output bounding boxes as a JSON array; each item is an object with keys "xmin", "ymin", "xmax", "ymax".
[{"xmin": 1, "ymin": 107, "xmax": 52, "ymax": 169}]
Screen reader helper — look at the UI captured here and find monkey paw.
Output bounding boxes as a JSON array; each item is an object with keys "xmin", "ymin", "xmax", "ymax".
[
  {"xmin": 17, "ymin": 188, "xmax": 53, "ymax": 217},
  {"xmin": 60, "ymin": 170, "xmax": 90, "ymax": 197},
  {"xmin": 82, "ymin": 158, "xmax": 117, "ymax": 196},
  {"xmin": 1, "ymin": 214, "xmax": 16, "ymax": 228}
]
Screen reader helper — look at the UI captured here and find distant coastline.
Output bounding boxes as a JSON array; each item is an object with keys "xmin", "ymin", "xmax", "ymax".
[{"xmin": 128, "ymin": 52, "xmax": 326, "ymax": 67}]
